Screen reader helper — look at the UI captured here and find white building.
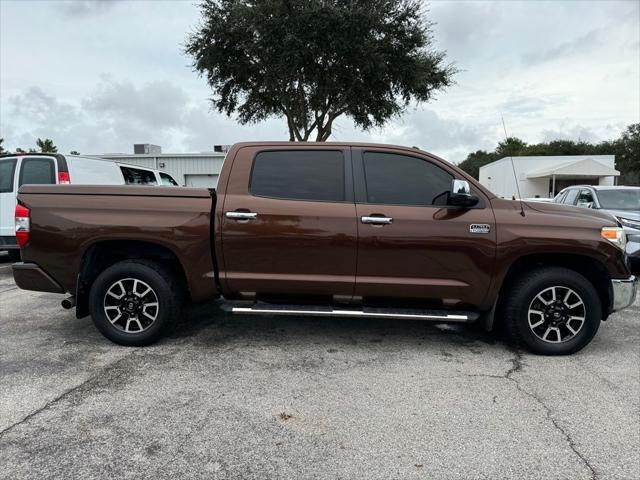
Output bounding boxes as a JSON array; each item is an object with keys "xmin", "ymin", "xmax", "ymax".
[
  {"xmin": 479, "ymin": 155, "xmax": 619, "ymax": 199},
  {"xmin": 98, "ymin": 145, "xmax": 227, "ymax": 188}
]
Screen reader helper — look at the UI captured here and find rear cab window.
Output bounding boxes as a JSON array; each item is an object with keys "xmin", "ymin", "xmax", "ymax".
[
  {"xmin": 19, "ymin": 157, "xmax": 56, "ymax": 187},
  {"xmin": 120, "ymin": 166, "xmax": 158, "ymax": 185},
  {"xmin": 250, "ymin": 150, "xmax": 345, "ymax": 202},
  {"xmin": 0, "ymin": 159, "xmax": 17, "ymax": 192}
]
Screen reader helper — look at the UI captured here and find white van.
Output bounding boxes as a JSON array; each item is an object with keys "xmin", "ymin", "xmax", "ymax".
[{"xmin": 0, "ymin": 153, "xmax": 179, "ymax": 260}]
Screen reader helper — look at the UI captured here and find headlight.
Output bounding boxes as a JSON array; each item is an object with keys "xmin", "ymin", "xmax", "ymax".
[
  {"xmin": 601, "ymin": 227, "xmax": 627, "ymax": 250},
  {"xmin": 617, "ymin": 216, "xmax": 640, "ymax": 230}
]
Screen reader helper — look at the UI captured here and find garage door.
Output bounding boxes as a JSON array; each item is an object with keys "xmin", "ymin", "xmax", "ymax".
[{"xmin": 185, "ymin": 174, "xmax": 219, "ymax": 188}]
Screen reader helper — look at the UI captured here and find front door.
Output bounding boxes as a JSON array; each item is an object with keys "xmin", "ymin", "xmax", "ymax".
[
  {"xmin": 220, "ymin": 146, "xmax": 357, "ymax": 302},
  {"xmin": 353, "ymin": 149, "xmax": 496, "ymax": 308}
]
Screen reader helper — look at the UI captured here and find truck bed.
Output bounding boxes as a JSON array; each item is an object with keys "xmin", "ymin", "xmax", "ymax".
[{"xmin": 15, "ymin": 184, "xmax": 219, "ymax": 314}]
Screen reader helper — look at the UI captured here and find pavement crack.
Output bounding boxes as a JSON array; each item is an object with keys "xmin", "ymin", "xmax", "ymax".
[
  {"xmin": 504, "ymin": 349, "xmax": 598, "ymax": 480},
  {"xmin": 0, "ymin": 352, "xmax": 137, "ymax": 439}
]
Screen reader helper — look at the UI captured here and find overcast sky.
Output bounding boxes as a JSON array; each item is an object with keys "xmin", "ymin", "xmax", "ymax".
[{"xmin": 0, "ymin": 0, "xmax": 638, "ymax": 162}]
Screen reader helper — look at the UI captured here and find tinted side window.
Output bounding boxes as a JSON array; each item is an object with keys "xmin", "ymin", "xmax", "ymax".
[
  {"xmin": 250, "ymin": 150, "xmax": 345, "ymax": 202},
  {"xmin": 564, "ymin": 189, "xmax": 579, "ymax": 205},
  {"xmin": 363, "ymin": 152, "xmax": 453, "ymax": 206},
  {"xmin": 19, "ymin": 158, "xmax": 55, "ymax": 186},
  {"xmin": 0, "ymin": 159, "xmax": 17, "ymax": 193},
  {"xmin": 120, "ymin": 166, "xmax": 158, "ymax": 185}
]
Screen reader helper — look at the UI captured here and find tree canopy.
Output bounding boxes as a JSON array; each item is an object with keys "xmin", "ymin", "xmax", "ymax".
[
  {"xmin": 457, "ymin": 123, "xmax": 639, "ymax": 185},
  {"xmin": 36, "ymin": 138, "xmax": 58, "ymax": 153},
  {"xmin": 185, "ymin": 0, "xmax": 455, "ymax": 141}
]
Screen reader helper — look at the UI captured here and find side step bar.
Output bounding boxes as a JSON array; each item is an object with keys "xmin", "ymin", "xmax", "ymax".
[{"xmin": 231, "ymin": 304, "xmax": 477, "ymax": 323}]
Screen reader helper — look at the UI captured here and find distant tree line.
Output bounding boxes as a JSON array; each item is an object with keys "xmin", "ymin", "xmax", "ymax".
[
  {"xmin": 458, "ymin": 123, "xmax": 640, "ymax": 185},
  {"xmin": 0, "ymin": 137, "xmax": 79, "ymax": 155}
]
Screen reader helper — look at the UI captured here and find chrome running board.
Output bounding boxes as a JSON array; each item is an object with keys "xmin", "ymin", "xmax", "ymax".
[{"xmin": 231, "ymin": 304, "xmax": 475, "ymax": 322}]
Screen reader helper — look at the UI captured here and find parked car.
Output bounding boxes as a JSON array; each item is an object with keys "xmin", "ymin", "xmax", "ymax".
[
  {"xmin": 0, "ymin": 153, "xmax": 179, "ymax": 261},
  {"xmin": 554, "ymin": 185, "xmax": 640, "ymax": 273},
  {"xmin": 11, "ymin": 142, "xmax": 637, "ymax": 355}
]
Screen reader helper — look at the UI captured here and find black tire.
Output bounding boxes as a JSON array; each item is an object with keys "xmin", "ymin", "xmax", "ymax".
[
  {"xmin": 7, "ymin": 250, "xmax": 21, "ymax": 262},
  {"xmin": 502, "ymin": 267, "xmax": 601, "ymax": 355},
  {"xmin": 88, "ymin": 260, "xmax": 182, "ymax": 346}
]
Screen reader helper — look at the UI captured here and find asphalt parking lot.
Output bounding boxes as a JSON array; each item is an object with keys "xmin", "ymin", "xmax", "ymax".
[{"xmin": 0, "ymin": 252, "xmax": 638, "ymax": 480}]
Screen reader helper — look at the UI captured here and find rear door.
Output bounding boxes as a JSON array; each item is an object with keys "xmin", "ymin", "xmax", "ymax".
[
  {"xmin": 220, "ymin": 146, "xmax": 357, "ymax": 301},
  {"xmin": 352, "ymin": 148, "xmax": 496, "ymax": 308},
  {"xmin": 0, "ymin": 158, "xmax": 18, "ymax": 241}
]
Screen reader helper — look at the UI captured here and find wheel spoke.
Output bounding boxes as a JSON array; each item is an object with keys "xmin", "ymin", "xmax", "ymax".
[
  {"xmin": 566, "ymin": 323, "xmax": 578, "ymax": 335},
  {"xmin": 107, "ymin": 281, "xmax": 126, "ymax": 300},
  {"xmin": 529, "ymin": 318, "xmax": 545, "ymax": 328},
  {"xmin": 566, "ymin": 300, "xmax": 584, "ymax": 310},
  {"xmin": 138, "ymin": 286, "xmax": 152, "ymax": 298},
  {"xmin": 528, "ymin": 309, "xmax": 545, "ymax": 328},
  {"xmin": 536, "ymin": 293, "xmax": 552, "ymax": 306},
  {"xmin": 142, "ymin": 302, "xmax": 158, "ymax": 321},
  {"xmin": 132, "ymin": 317, "xmax": 143, "ymax": 331},
  {"xmin": 108, "ymin": 311, "xmax": 122, "ymax": 325},
  {"xmin": 542, "ymin": 326, "xmax": 561, "ymax": 343}
]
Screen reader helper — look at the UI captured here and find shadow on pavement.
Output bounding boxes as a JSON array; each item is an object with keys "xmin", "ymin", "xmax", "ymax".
[{"xmin": 170, "ymin": 299, "xmax": 503, "ymax": 351}]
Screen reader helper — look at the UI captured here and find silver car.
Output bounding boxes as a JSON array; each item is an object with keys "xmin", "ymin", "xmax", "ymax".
[{"xmin": 554, "ymin": 185, "xmax": 640, "ymax": 273}]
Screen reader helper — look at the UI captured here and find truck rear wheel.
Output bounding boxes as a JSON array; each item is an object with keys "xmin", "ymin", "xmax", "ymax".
[
  {"xmin": 88, "ymin": 260, "xmax": 181, "ymax": 346},
  {"xmin": 502, "ymin": 267, "xmax": 601, "ymax": 355}
]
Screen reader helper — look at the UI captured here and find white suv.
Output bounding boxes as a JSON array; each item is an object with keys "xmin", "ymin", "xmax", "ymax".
[{"xmin": 0, "ymin": 153, "xmax": 179, "ymax": 261}]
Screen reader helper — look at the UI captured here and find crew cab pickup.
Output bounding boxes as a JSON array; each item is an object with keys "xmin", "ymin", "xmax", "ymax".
[{"xmin": 12, "ymin": 142, "xmax": 637, "ymax": 355}]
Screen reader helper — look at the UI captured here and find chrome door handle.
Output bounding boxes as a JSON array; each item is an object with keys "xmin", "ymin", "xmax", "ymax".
[
  {"xmin": 361, "ymin": 216, "xmax": 393, "ymax": 225},
  {"xmin": 226, "ymin": 211, "xmax": 258, "ymax": 220}
]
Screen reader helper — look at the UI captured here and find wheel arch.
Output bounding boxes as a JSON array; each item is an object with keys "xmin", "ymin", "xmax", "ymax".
[
  {"xmin": 487, "ymin": 252, "xmax": 612, "ymax": 330},
  {"xmin": 76, "ymin": 240, "xmax": 189, "ymax": 318}
]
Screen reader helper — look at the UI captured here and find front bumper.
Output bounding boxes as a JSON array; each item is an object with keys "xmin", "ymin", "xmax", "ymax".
[{"xmin": 611, "ymin": 276, "xmax": 637, "ymax": 312}]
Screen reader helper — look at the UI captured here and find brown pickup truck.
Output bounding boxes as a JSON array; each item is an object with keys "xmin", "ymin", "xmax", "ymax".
[{"xmin": 12, "ymin": 142, "xmax": 637, "ymax": 354}]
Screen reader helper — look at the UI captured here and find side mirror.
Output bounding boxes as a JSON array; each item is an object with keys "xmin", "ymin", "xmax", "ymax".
[{"xmin": 449, "ymin": 179, "xmax": 479, "ymax": 207}]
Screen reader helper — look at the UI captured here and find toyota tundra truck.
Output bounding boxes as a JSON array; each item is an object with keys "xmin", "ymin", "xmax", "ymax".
[{"xmin": 11, "ymin": 142, "xmax": 637, "ymax": 355}]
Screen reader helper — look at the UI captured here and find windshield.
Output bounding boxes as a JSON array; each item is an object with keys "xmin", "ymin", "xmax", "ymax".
[{"xmin": 597, "ymin": 189, "xmax": 640, "ymax": 210}]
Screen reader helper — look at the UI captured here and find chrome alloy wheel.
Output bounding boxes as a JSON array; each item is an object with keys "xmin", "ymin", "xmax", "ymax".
[
  {"xmin": 527, "ymin": 286, "xmax": 586, "ymax": 343},
  {"xmin": 103, "ymin": 278, "xmax": 159, "ymax": 333}
]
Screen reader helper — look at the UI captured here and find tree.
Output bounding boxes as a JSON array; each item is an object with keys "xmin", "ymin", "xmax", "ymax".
[
  {"xmin": 610, "ymin": 123, "xmax": 639, "ymax": 185},
  {"xmin": 495, "ymin": 137, "xmax": 527, "ymax": 158},
  {"xmin": 0, "ymin": 138, "xmax": 5, "ymax": 154},
  {"xmin": 70, "ymin": 150, "xmax": 80, "ymax": 155},
  {"xmin": 15, "ymin": 147, "xmax": 25, "ymax": 153},
  {"xmin": 36, "ymin": 138, "xmax": 58, "ymax": 153},
  {"xmin": 457, "ymin": 150, "xmax": 498, "ymax": 180},
  {"xmin": 186, "ymin": 0, "xmax": 455, "ymax": 141}
]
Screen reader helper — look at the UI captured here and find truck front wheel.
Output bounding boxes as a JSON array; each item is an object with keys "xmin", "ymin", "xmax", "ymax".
[
  {"xmin": 88, "ymin": 260, "xmax": 181, "ymax": 346},
  {"xmin": 503, "ymin": 267, "xmax": 601, "ymax": 355}
]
